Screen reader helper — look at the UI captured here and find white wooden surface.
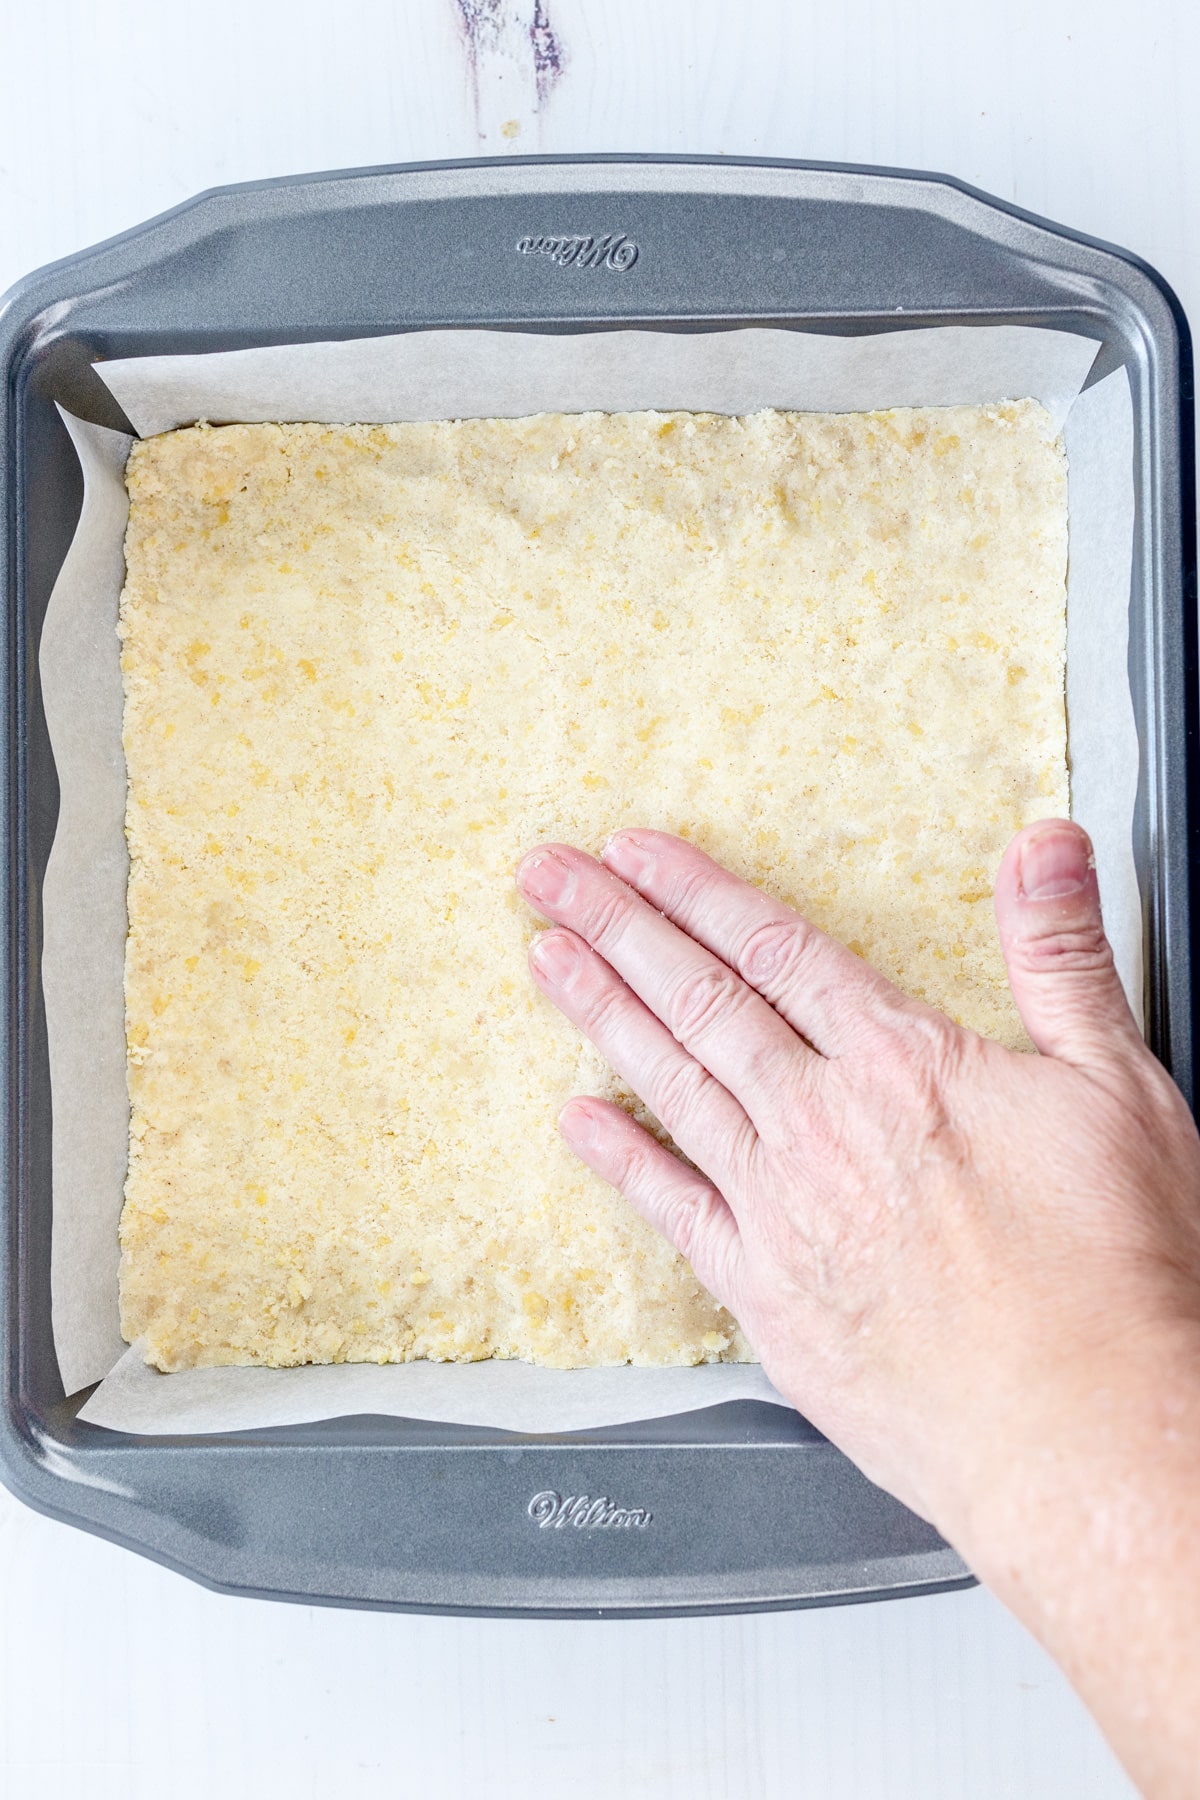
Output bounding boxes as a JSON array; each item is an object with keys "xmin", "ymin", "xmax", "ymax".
[{"xmin": 4, "ymin": 0, "xmax": 1193, "ymax": 1791}]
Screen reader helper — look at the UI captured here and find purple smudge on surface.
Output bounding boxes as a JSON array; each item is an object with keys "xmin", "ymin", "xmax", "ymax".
[
  {"xmin": 452, "ymin": 0, "xmax": 566, "ymax": 128},
  {"xmin": 453, "ymin": 0, "xmax": 503, "ymax": 127},
  {"xmin": 455, "ymin": 0, "xmax": 505, "ymax": 59},
  {"xmin": 530, "ymin": 0, "xmax": 565, "ymax": 106}
]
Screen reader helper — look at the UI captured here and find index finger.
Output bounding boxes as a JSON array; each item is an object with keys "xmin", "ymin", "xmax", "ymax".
[
  {"xmin": 601, "ymin": 830, "xmax": 901, "ymax": 1056},
  {"xmin": 517, "ymin": 842, "xmax": 811, "ymax": 1133}
]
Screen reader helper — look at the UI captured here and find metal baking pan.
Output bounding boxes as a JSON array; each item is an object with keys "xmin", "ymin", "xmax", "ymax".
[{"xmin": 0, "ymin": 155, "xmax": 1193, "ymax": 1616}]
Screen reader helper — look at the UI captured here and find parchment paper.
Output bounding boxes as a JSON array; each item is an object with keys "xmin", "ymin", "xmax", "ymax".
[
  {"xmin": 37, "ymin": 324, "xmax": 1135, "ymax": 1433},
  {"xmin": 42, "ymin": 414, "xmax": 133, "ymax": 1390}
]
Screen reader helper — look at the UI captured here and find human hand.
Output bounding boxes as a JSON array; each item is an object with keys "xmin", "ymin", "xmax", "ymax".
[{"xmin": 515, "ymin": 823, "xmax": 1200, "ymax": 1545}]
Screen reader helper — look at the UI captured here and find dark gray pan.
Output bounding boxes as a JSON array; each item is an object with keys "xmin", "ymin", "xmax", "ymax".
[{"xmin": 0, "ymin": 156, "xmax": 1193, "ymax": 1615}]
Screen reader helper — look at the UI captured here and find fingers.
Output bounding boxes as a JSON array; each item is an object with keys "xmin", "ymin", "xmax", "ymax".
[
  {"xmin": 528, "ymin": 926, "xmax": 757, "ymax": 1190},
  {"xmin": 518, "ymin": 845, "xmax": 809, "ymax": 1132},
  {"xmin": 993, "ymin": 820, "xmax": 1144, "ymax": 1067},
  {"xmin": 600, "ymin": 829, "xmax": 898, "ymax": 1056},
  {"xmin": 559, "ymin": 1097, "xmax": 746, "ymax": 1313}
]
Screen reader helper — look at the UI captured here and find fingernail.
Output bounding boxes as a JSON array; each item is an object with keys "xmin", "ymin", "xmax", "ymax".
[
  {"xmin": 518, "ymin": 848, "xmax": 573, "ymax": 907},
  {"xmin": 530, "ymin": 930, "xmax": 581, "ymax": 984},
  {"xmin": 1019, "ymin": 828, "xmax": 1092, "ymax": 902},
  {"xmin": 559, "ymin": 1099, "xmax": 598, "ymax": 1148},
  {"xmin": 603, "ymin": 831, "xmax": 652, "ymax": 882}
]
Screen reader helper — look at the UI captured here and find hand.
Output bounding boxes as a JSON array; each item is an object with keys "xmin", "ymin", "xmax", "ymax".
[{"xmin": 515, "ymin": 821, "xmax": 1200, "ymax": 1548}]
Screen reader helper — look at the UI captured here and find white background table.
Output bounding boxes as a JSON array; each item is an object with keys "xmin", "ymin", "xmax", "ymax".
[{"xmin": 3, "ymin": 2, "xmax": 1193, "ymax": 1792}]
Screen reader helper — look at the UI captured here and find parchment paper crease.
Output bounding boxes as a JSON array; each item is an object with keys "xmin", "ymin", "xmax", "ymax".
[{"xmin": 35, "ymin": 324, "xmax": 1137, "ymax": 1434}]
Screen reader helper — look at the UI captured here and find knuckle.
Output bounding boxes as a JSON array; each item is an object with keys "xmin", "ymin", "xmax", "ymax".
[
  {"xmin": 610, "ymin": 1130, "xmax": 658, "ymax": 1198},
  {"xmin": 876, "ymin": 1016, "xmax": 980, "ymax": 1165},
  {"xmin": 574, "ymin": 968, "xmax": 627, "ymax": 1036},
  {"xmin": 583, "ymin": 882, "xmax": 637, "ymax": 951},
  {"xmin": 660, "ymin": 1182, "xmax": 703, "ymax": 1261},
  {"xmin": 742, "ymin": 1033, "xmax": 804, "ymax": 1109},
  {"xmin": 911, "ymin": 1012, "xmax": 970, "ymax": 1090},
  {"xmin": 650, "ymin": 1052, "xmax": 711, "ymax": 1130},
  {"xmin": 602, "ymin": 1127, "xmax": 722, "ymax": 1275},
  {"xmin": 667, "ymin": 963, "xmax": 744, "ymax": 1043},
  {"xmin": 863, "ymin": 1001, "xmax": 970, "ymax": 1095},
  {"xmin": 667, "ymin": 860, "xmax": 717, "ymax": 918},
  {"xmin": 792, "ymin": 1078, "xmax": 846, "ymax": 1163},
  {"xmin": 663, "ymin": 1182, "xmax": 731, "ymax": 1295},
  {"xmin": 740, "ymin": 915, "xmax": 817, "ymax": 990},
  {"xmin": 1011, "ymin": 921, "xmax": 1115, "ymax": 976}
]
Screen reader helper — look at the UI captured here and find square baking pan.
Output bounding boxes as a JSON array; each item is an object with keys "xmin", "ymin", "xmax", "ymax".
[{"xmin": 0, "ymin": 155, "xmax": 1193, "ymax": 1616}]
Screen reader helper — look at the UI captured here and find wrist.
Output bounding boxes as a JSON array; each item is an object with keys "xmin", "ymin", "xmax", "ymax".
[
  {"xmin": 942, "ymin": 1308, "xmax": 1200, "ymax": 1600},
  {"xmin": 927, "ymin": 1311, "xmax": 1200, "ymax": 1797}
]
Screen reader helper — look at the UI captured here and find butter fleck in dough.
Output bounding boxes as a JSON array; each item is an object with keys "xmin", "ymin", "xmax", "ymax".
[{"xmin": 118, "ymin": 405, "xmax": 1068, "ymax": 1371}]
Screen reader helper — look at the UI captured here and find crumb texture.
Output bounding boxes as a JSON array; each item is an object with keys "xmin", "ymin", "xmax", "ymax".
[{"xmin": 118, "ymin": 405, "xmax": 1068, "ymax": 1370}]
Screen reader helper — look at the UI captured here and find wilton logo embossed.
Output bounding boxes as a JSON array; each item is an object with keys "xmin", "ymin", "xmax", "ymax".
[
  {"xmin": 528, "ymin": 1490, "xmax": 653, "ymax": 1529},
  {"xmin": 516, "ymin": 233, "xmax": 639, "ymax": 271}
]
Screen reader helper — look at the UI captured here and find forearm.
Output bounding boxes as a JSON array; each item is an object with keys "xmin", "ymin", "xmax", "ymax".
[{"xmin": 946, "ymin": 1320, "xmax": 1200, "ymax": 1799}]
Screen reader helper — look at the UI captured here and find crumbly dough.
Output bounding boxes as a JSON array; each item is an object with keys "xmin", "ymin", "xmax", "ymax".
[{"xmin": 118, "ymin": 405, "xmax": 1068, "ymax": 1371}]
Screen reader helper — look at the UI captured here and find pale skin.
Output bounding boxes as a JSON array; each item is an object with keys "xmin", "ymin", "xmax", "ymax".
[{"xmin": 516, "ymin": 820, "xmax": 1200, "ymax": 1800}]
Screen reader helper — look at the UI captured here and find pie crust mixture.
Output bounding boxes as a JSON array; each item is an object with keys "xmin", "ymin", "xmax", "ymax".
[{"xmin": 118, "ymin": 404, "xmax": 1068, "ymax": 1370}]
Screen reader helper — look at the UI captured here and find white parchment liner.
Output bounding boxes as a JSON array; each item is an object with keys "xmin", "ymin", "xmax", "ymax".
[{"xmin": 35, "ymin": 325, "xmax": 1136, "ymax": 1432}]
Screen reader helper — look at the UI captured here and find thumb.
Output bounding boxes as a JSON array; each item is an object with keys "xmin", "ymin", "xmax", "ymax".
[{"xmin": 993, "ymin": 820, "xmax": 1142, "ymax": 1065}]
